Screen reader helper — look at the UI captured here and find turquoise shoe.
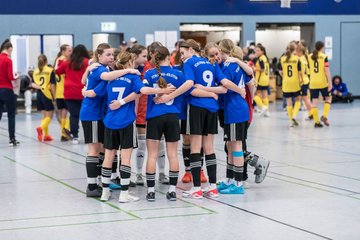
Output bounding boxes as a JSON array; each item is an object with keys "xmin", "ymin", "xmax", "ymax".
[{"xmin": 220, "ymin": 184, "xmax": 245, "ymax": 194}]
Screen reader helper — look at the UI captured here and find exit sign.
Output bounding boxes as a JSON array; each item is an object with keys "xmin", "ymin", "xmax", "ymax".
[{"xmin": 101, "ymin": 22, "xmax": 116, "ymax": 32}]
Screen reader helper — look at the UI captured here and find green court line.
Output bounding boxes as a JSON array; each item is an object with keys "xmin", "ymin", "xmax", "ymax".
[
  {"xmin": 0, "ymin": 211, "xmax": 119, "ymax": 223},
  {"xmin": 130, "ymin": 205, "xmax": 194, "ymax": 212},
  {"xmin": 53, "ymin": 153, "xmax": 85, "ymax": 166},
  {"xmin": 144, "ymin": 212, "xmax": 215, "ymax": 220},
  {"xmin": 0, "ymin": 218, "xmax": 137, "ymax": 232},
  {"xmin": 3, "ymin": 156, "xmax": 141, "ymax": 220}
]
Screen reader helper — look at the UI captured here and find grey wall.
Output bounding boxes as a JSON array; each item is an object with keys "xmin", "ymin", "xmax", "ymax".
[{"xmin": 1, "ymin": 14, "xmax": 360, "ymax": 94}]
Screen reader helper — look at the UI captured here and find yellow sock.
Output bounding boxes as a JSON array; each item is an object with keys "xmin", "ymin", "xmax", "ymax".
[
  {"xmin": 293, "ymin": 101, "xmax": 301, "ymax": 119},
  {"xmin": 41, "ymin": 117, "xmax": 51, "ymax": 130},
  {"xmin": 312, "ymin": 108, "xmax": 319, "ymax": 124},
  {"xmin": 323, "ymin": 102, "xmax": 331, "ymax": 118},
  {"xmin": 44, "ymin": 126, "xmax": 49, "ymax": 136},
  {"xmin": 254, "ymin": 96, "xmax": 264, "ymax": 108},
  {"xmin": 263, "ymin": 98, "xmax": 269, "ymax": 107},
  {"xmin": 286, "ymin": 106, "xmax": 293, "ymax": 122},
  {"xmin": 65, "ymin": 117, "xmax": 70, "ymax": 130},
  {"xmin": 60, "ymin": 118, "xmax": 66, "ymax": 129}
]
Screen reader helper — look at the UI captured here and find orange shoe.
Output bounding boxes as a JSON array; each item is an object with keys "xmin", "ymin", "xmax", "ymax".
[
  {"xmin": 181, "ymin": 172, "xmax": 192, "ymax": 183},
  {"xmin": 200, "ymin": 170, "xmax": 208, "ymax": 183},
  {"xmin": 36, "ymin": 127, "xmax": 43, "ymax": 142},
  {"xmin": 43, "ymin": 135, "xmax": 54, "ymax": 141}
]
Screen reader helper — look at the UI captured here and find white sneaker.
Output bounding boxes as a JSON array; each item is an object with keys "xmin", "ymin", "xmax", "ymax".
[
  {"xmin": 136, "ymin": 173, "xmax": 144, "ymax": 186},
  {"xmin": 264, "ymin": 108, "xmax": 271, "ymax": 117},
  {"xmin": 289, "ymin": 121, "xmax": 295, "ymax": 127},
  {"xmin": 72, "ymin": 138, "xmax": 79, "ymax": 144},
  {"xmin": 259, "ymin": 106, "xmax": 268, "ymax": 116},
  {"xmin": 100, "ymin": 188, "xmax": 111, "ymax": 201},
  {"xmin": 119, "ymin": 191, "xmax": 140, "ymax": 203}
]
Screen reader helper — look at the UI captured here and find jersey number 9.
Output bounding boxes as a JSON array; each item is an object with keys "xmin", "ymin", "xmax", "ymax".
[
  {"xmin": 314, "ymin": 60, "xmax": 319, "ymax": 73},
  {"xmin": 202, "ymin": 70, "xmax": 213, "ymax": 87}
]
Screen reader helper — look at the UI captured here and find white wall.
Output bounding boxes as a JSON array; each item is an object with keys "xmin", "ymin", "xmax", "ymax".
[
  {"xmin": 206, "ymin": 31, "xmax": 241, "ymax": 45},
  {"xmin": 255, "ymin": 29, "xmax": 300, "ymax": 60}
]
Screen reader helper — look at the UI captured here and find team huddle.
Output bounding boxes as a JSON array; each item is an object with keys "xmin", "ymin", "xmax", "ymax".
[{"xmin": 31, "ymin": 37, "xmax": 332, "ymax": 203}]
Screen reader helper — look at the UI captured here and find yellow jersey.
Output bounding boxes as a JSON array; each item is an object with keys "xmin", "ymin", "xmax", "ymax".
[
  {"xmin": 33, "ymin": 65, "xmax": 54, "ymax": 100},
  {"xmin": 255, "ymin": 55, "xmax": 270, "ymax": 87},
  {"xmin": 308, "ymin": 52, "xmax": 329, "ymax": 89},
  {"xmin": 299, "ymin": 55, "xmax": 310, "ymax": 85},
  {"xmin": 54, "ymin": 56, "xmax": 66, "ymax": 99},
  {"xmin": 280, "ymin": 54, "xmax": 301, "ymax": 93}
]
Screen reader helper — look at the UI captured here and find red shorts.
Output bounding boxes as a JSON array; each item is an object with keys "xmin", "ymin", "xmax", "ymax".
[{"xmin": 136, "ymin": 94, "xmax": 148, "ymax": 127}]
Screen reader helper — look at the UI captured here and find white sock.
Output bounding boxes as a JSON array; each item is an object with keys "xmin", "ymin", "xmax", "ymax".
[
  {"xmin": 157, "ymin": 139, "xmax": 166, "ymax": 173},
  {"xmin": 210, "ymin": 183, "xmax": 217, "ymax": 190},
  {"xmin": 136, "ymin": 134, "xmax": 146, "ymax": 173},
  {"xmin": 235, "ymin": 181, "xmax": 243, "ymax": 187},
  {"xmin": 169, "ymin": 185, "xmax": 176, "ymax": 193},
  {"xmin": 148, "ymin": 187, "xmax": 155, "ymax": 193},
  {"xmin": 111, "ymin": 173, "xmax": 117, "ymax": 179},
  {"xmin": 193, "ymin": 187, "xmax": 201, "ymax": 192}
]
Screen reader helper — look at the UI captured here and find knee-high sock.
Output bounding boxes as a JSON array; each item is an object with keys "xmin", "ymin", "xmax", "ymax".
[
  {"xmin": 136, "ymin": 134, "xmax": 146, "ymax": 174},
  {"xmin": 182, "ymin": 144, "xmax": 191, "ymax": 171},
  {"xmin": 263, "ymin": 98, "xmax": 269, "ymax": 107},
  {"xmin": 323, "ymin": 102, "xmax": 331, "ymax": 118},
  {"xmin": 287, "ymin": 106, "xmax": 293, "ymax": 122},
  {"xmin": 205, "ymin": 154, "xmax": 217, "ymax": 185},
  {"xmin": 169, "ymin": 171, "xmax": 179, "ymax": 192},
  {"xmin": 41, "ymin": 117, "xmax": 51, "ymax": 136},
  {"xmin": 157, "ymin": 139, "xmax": 166, "ymax": 173},
  {"xmin": 190, "ymin": 153, "xmax": 202, "ymax": 187},
  {"xmin": 292, "ymin": 101, "xmax": 301, "ymax": 119},
  {"xmin": 111, "ymin": 155, "xmax": 118, "ymax": 179},
  {"xmin": 312, "ymin": 107, "xmax": 320, "ymax": 124},
  {"xmin": 65, "ymin": 117, "xmax": 70, "ymax": 130},
  {"xmin": 86, "ymin": 156, "xmax": 99, "ymax": 190},
  {"xmin": 120, "ymin": 165, "xmax": 131, "ymax": 191},
  {"xmin": 254, "ymin": 95, "xmax": 264, "ymax": 108}
]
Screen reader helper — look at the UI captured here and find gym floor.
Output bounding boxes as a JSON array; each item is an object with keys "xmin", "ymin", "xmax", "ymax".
[{"xmin": 0, "ymin": 101, "xmax": 359, "ymax": 240}]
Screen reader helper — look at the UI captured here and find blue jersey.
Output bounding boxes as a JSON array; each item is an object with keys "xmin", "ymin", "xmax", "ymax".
[
  {"xmin": 222, "ymin": 62, "xmax": 251, "ymax": 124},
  {"xmin": 143, "ymin": 66, "xmax": 184, "ymax": 119},
  {"xmin": 103, "ymin": 73, "xmax": 144, "ymax": 130},
  {"xmin": 172, "ymin": 65, "xmax": 189, "ymax": 120},
  {"xmin": 183, "ymin": 55, "xmax": 226, "ymax": 112},
  {"xmin": 80, "ymin": 65, "xmax": 108, "ymax": 121}
]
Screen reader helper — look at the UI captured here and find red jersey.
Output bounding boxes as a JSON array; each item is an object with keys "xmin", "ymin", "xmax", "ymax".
[
  {"xmin": 55, "ymin": 58, "xmax": 89, "ymax": 100},
  {"xmin": 0, "ymin": 53, "xmax": 15, "ymax": 89},
  {"xmin": 136, "ymin": 61, "xmax": 154, "ymax": 126},
  {"xmin": 245, "ymin": 85, "xmax": 254, "ymax": 124}
]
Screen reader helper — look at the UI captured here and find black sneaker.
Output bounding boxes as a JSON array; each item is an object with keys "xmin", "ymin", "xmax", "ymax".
[
  {"xmin": 314, "ymin": 123, "xmax": 324, "ymax": 128},
  {"xmin": 292, "ymin": 118, "xmax": 299, "ymax": 126},
  {"xmin": 166, "ymin": 191, "xmax": 177, "ymax": 201},
  {"xmin": 60, "ymin": 136, "xmax": 69, "ymax": 142},
  {"xmin": 146, "ymin": 191, "xmax": 155, "ymax": 202},
  {"xmin": 129, "ymin": 181, "xmax": 137, "ymax": 187},
  {"xmin": 86, "ymin": 186, "xmax": 102, "ymax": 197},
  {"xmin": 9, "ymin": 139, "xmax": 19, "ymax": 147}
]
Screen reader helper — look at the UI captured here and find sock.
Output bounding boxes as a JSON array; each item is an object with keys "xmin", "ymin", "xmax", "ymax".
[
  {"xmin": 101, "ymin": 167, "xmax": 112, "ymax": 189},
  {"xmin": 111, "ymin": 155, "xmax": 118, "ymax": 179},
  {"xmin": 136, "ymin": 134, "xmax": 146, "ymax": 174},
  {"xmin": 312, "ymin": 107, "xmax": 320, "ymax": 124},
  {"xmin": 43, "ymin": 126, "xmax": 49, "ymax": 136},
  {"xmin": 86, "ymin": 156, "xmax": 99, "ymax": 190},
  {"xmin": 243, "ymin": 162, "xmax": 248, "ymax": 181},
  {"xmin": 120, "ymin": 165, "xmax": 131, "ymax": 191},
  {"xmin": 169, "ymin": 185, "xmax": 176, "ymax": 193},
  {"xmin": 65, "ymin": 117, "xmax": 70, "ymax": 130},
  {"xmin": 60, "ymin": 118, "xmax": 66, "ymax": 129},
  {"xmin": 293, "ymin": 101, "xmax": 301, "ymax": 118},
  {"xmin": 254, "ymin": 95, "xmax": 264, "ymax": 108},
  {"xmin": 169, "ymin": 170, "xmax": 179, "ymax": 188},
  {"xmin": 200, "ymin": 148, "xmax": 204, "ymax": 168},
  {"xmin": 233, "ymin": 165, "xmax": 244, "ymax": 184},
  {"xmin": 146, "ymin": 172, "xmax": 156, "ymax": 192},
  {"xmin": 182, "ymin": 144, "xmax": 191, "ymax": 171},
  {"xmin": 98, "ymin": 152, "xmax": 104, "ymax": 178},
  {"xmin": 40, "ymin": 117, "xmax": 51, "ymax": 133},
  {"xmin": 157, "ymin": 139, "xmax": 166, "ymax": 173},
  {"xmin": 190, "ymin": 153, "xmax": 202, "ymax": 187},
  {"xmin": 263, "ymin": 98, "xmax": 269, "ymax": 107},
  {"xmin": 323, "ymin": 102, "xmax": 331, "ymax": 118},
  {"xmin": 205, "ymin": 154, "xmax": 217, "ymax": 184},
  {"xmin": 226, "ymin": 163, "xmax": 234, "ymax": 180},
  {"xmin": 287, "ymin": 106, "xmax": 293, "ymax": 121}
]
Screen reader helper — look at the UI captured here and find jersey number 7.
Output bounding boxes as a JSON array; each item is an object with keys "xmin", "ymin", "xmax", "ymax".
[{"xmin": 113, "ymin": 87, "xmax": 126, "ymax": 100}]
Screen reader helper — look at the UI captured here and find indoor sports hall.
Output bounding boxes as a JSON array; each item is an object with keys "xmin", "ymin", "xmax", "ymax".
[{"xmin": 0, "ymin": 1, "xmax": 359, "ymax": 240}]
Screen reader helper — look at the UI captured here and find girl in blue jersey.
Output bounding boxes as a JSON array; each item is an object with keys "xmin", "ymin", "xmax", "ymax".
[
  {"xmin": 80, "ymin": 43, "xmax": 141, "ymax": 197},
  {"xmin": 85, "ymin": 51, "xmax": 175, "ymax": 202},
  {"xmin": 157, "ymin": 39, "xmax": 247, "ymax": 199}
]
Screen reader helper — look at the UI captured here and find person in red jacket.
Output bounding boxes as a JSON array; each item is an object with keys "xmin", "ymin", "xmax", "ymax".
[
  {"xmin": 55, "ymin": 44, "xmax": 89, "ymax": 144},
  {"xmin": 0, "ymin": 39, "xmax": 19, "ymax": 146}
]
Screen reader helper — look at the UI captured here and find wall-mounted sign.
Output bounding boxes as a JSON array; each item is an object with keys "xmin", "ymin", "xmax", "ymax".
[{"xmin": 101, "ymin": 22, "xmax": 116, "ymax": 32}]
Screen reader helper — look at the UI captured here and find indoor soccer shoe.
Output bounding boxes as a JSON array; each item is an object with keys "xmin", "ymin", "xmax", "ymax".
[
  {"xmin": 204, "ymin": 188, "xmax": 219, "ymax": 198},
  {"xmin": 36, "ymin": 127, "xmax": 43, "ymax": 141},
  {"xmin": 217, "ymin": 181, "xmax": 233, "ymax": 191},
  {"xmin": 43, "ymin": 135, "xmax": 54, "ymax": 141},
  {"xmin": 146, "ymin": 191, "xmax": 156, "ymax": 202},
  {"xmin": 119, "ymin": 191, "xmax": 140, "ymax": 203},
  {"xmin": 86, "ymin": 186, "xmax": 102, "ymax": 198},
  {"xmin": 314, "ymin": 123, "xmax": 324, "ymax": 128},
  {"xmin": 100, "ymin": 188, "xmax": 111, "ymax": 201},
  {"xmin": 200, "ymin": 170, "xmax": 208, "ymax": 183},
  {"xmin": 182, "ymin": 188, "xmax": 203, "ymax": 199},
  {"xmin": 166, "ymin": 191, "xmax": 177, "ymax": 201},
  {"xmin": 320, "ymin": 116, "xmax": 330, "ymax": 126},
  {"xmin": 220, "ymin": 184, "xmax": 244, "ymax": 194},
  {"xmin": 292, "ymin": 118, "xmax": 299, "ymax": 126},
  {"xmin": 254, "ymin": 157, "xmax": 270, "ymax": 184},
  {"xmin": 181, "ymin": 172, "xmax": 192, "ymax": 183}
]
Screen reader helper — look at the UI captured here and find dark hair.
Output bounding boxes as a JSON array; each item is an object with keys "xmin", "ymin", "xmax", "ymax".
[
  {"xmin": 0, "ymin": 39, "xmax": 12, "ymax": 52},
  {"xmin": 285, "ymin": 42, "xmax": 296, "ymax": 63},
  {"xmin": 174, "ymin": 40, "xmax": 185, "ymax": 65},
  {"xmin": 129, "ymin": 44, "xmax": 146, "ymax": 56},
  {"xmin": 93, "ymin": 43, "xmax": 111, "ymax": 63},
  {"xmin": 38, "ymin": 54, "xmax": 47, "ymax": 72},
  {"xmin": 180, "ymin": 39, "xmax": 201, "ymax": 53},
  {"xmin": 332, "ymin": 75, "xmax": 342, "ymax": 85},
  {"xmin": 69, "ymin": 44, "xmax": 90, "ymax": 70},
  {"xmin": 312, "ymin": 41, "xmax": 324, "ymax": 61},
  {"xmin": 256, "ymin": 44, "xmax": 269, "ymax": 62},
  {"xmin": 154, "ymin": 46, "xmax": 170, "ymax": 88},
  {"xmin": 147, "ymin": 42, "xmax": 163, "ymax": 61}
]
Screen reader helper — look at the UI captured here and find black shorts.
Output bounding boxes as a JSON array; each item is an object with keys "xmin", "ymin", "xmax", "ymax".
[
  {"xmin": 136, "ymin": 124, "xmax": 146, "ymax": 128},
  {"xmin": 257, "ymin": 85, "xmax": 268, "ymax": 91},
  {"xmin": 310, "ymin": 87, "xmax": 331, "ymax": 100},
  {"xmin": 300, "ymin": 84, "xmax": 309, "ymax": 96},
  {"xmin": 218, "ymin": 108, "xmax": 225, "ymax": 129},
  {"xmin": 56, "ymin": 99, "xmax": 67, "ymax": 110},
  {"xmin": 189, "ymin": 105, "xmax": 218, "ymax": 136},
  {"xmin": 283, "ymin": 91, "xmax": 301, "ymax": 98},
  {"xmin": 147, "ymin": 113, "xmax": 180, "ymax": 142},
  {"xmin": 81, "ymin": 120, "xmax": 105, "ymax": 144},
  {"xmin": 36, "ymin": 90, "xmax": 54, "ymax": 111},
  {"xmin": 224, "ymin": 121, "xmax": 248, "ymax": 142},
  {"xmin": 180, "ymin": 120, "xmax": 190, "ymax": 135},
  {"xmin": 103, "ymin": 123, "xmax": 137, "ymax": 150}
]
